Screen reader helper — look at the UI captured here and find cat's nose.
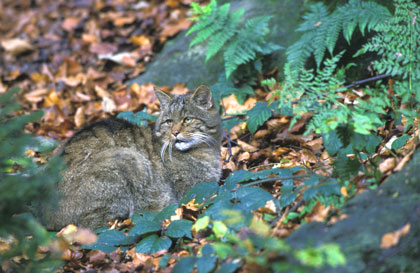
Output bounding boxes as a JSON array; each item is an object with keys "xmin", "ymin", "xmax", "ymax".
[{"xmin": 172, "ymin": 129, "xmax": 180, "ymax": 136}]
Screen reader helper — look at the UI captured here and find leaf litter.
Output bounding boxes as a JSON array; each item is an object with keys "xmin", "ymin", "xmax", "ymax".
[{"xmin": 0, "ymin": 0, "xmax": 418, "ymax": 272}]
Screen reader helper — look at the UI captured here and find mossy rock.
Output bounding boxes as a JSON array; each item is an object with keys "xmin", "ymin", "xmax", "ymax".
[
  {"xmin": 287, "ymin": 149, "xmax": 420, "ymax": 273},
  {"xmin": 128, "ymin": 0, "xmax": 305, "ymax": 89}
]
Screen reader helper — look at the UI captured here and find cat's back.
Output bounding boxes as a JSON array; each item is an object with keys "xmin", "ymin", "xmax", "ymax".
[{"xmin": 59, "ymin": 118, "xmax": 155, "ymax": 167}]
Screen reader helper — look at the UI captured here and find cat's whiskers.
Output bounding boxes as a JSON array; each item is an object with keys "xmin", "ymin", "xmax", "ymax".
[
  {"xmin": 190, "ymin": 132, "xmax": 217, "ymax": 147},
  {"xmin": 160, "ymin": 140, "xmax": 169, "ymax": 163},
  {"xmin": 168, "ymin": 137, "xmax": 175, "ymax": 161}
]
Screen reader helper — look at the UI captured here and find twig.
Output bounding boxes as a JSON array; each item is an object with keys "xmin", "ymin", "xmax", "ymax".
[
  {"xmin": 243, "ymin": 174, "xmax": 311, "ymax": 187},
  {"xmin": 223, "ymin": 130, "xmax": 235, "ymax": 162},
  {"xmin": 271, "ymin": 199, "xmax": 304, "ymax": 228},
  {"xmin": 344, "ymin": 73, "xmax": 393, "ymax": 89}
]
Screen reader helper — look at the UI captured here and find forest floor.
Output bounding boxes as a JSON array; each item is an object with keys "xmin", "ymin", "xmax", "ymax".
[{"xmin": 0, "ymin": 0, "xmax": 417, "ymax": 272}]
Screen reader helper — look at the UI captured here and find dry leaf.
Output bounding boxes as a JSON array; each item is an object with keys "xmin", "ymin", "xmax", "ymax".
[
  {"xmin": 1, "ymin": 38, "xmax": 33, "ymax": 55},
  {"xmin": 90, "ymin": 42, "xmax": 118, "ymax": 54},
  {"xmin": 237, "ymin": 139, "xmax": 258, "ymax": 153},
  {"xmin": 61, "ymin": 17, "xmax": 80, "ymax": 31},
  {"xmin": 161, "ymin": 18, "xmax": 193, "ymax": 37},
  {"xmin": 380, "ymin": 223, "xmax": 411, "ymax": 249},
  {"xmin": 130, "ymin": 35, "xmax": 152, "ymax": 48},
  {"xmin": 378, "ymin": 157, "xmax": 396, "ymax": 173},
  {"xmin": 24, "ymin": 88, "xmax": 49, "ymax": 103},
  {"xmin": 102, "ymin": 96, "xmax": 117, "ymax": 113},
  {"xmin": 74, "ymin": 106, "xmax": 85, "ymax": 128}
]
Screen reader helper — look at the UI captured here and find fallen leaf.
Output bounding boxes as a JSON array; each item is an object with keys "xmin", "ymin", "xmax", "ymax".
[
  {"xmin": 61, "ymin": 17, "xmax": 80, "ymax": 31},
  {"xmin": 24, "ymin": 88, "xmax": 49, "ymax": 103},
  {"xmin": 380, "ymin": 223, "xmax": 411, "ymax": 249},
  {"xmin": 98, "ymin": 52, "xmax": 133, "ymax": 65},
  {"xmin": 90, "ymin": 42, "xmax": 118, "ymax": 54},
  {"xmin": 161, "ymin": 18, "xmax": 193, "ymax": 37},
  {"xmin": 87, "ymin": 250, "xmax": 107, "ymax": 264},
  {"xmin": 378, "ymin": 157, "xmax": 396, "ymax": 173},
  {"xmin": 1, "ymin": 38, "xmax": 33, "ymax": 55},
  {"xmin": 74, "ymin": 106, "xmax": 85, "ymax": 128},
  {"xmin": 237, "ymin": 139, "xmax": 258, "ymax": 153},
  {"xmin": 130, "ymin": 35, "xmax": 152, "ymax": 48}
]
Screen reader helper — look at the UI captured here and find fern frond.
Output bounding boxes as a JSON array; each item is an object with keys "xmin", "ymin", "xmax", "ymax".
[
  {"xmin": 187, "ymin": 0, "xmax": 280, "ymax": 79},
  {"xmin": 287, "ymin": 0, "xmax": 392, "ymax": 74}
]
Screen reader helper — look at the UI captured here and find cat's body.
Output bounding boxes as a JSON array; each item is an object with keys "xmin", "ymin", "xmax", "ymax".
[{"xmin": 42, "ymin": 86, "xmax": 222, "ymax": 230}]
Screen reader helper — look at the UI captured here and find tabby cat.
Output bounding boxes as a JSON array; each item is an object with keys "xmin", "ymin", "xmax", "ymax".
[{"xmin": 42, "ymin": 85, "xmax": 222, "ymax": 230}]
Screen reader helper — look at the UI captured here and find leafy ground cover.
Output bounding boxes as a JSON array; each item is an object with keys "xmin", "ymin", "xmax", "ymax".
[{"xmin": 0, "ymin": 0, "xmax": 419, "ymax": 272}]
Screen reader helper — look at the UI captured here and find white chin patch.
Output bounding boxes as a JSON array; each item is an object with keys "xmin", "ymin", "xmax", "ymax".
[{"xmin": 175, "ymin": 141, "xmax": 193, "ymax": 151}]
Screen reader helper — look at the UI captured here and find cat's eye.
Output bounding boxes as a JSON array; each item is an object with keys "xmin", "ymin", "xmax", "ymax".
[
  {"xmin": 164, "ymin": 119, "xmax": 173, "ymax": 125},
  {"xmin": 183, "ymin": 117, "xmax": 193, "ymax": 124}
]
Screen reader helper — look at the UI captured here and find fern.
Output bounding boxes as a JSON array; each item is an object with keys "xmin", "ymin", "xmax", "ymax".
[
  {"xmin": 287, "ymin": 0, "xmax": 391, "ymax": 73},
  {"xmin": 356, "ymin": 0, "xmax": 420, "ymax": 130},
  {"xmin": 187, "ymin": 0, "xmax": 281, "ymax": 79}
]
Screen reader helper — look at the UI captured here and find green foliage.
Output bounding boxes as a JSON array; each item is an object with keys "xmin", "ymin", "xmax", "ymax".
[
  {"xmin": 117, "ymin": 110, "xmax": 157, "ymax": 127},
  {"xmin": 246, "ymin": 102, "xmax": 273, "ymax": 134},
  {"xmin": 356, "ymin": 0, "xmax": 420, "ymax": 131},
  {"xmin": 287, "ymin": 0, "xmax": 391, "ymax": 72},
  {"xmin": 0, "ymin": 88, "xmax": 64, "ymax": 271},
  {"xmin": 177, "ymin": 210, "xmax": 345, "ymax": 273},
  {"xmin": 187, "ymin": 0, "xmax": 281, "ymax": 79}
]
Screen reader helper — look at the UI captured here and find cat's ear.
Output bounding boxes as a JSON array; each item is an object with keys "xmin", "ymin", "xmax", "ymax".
[
  {"xmin": 154, "ymin": 86, "xmax": 172, "ymax": 108},
  {"xmin": 191, "ymin": 85, "xmax": 213, "ymax": 110}
]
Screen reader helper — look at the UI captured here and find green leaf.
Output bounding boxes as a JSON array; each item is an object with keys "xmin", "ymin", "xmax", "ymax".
[
  {"xmin": 322, "ymin": 130, "xmax": 343, "ymax": 156},
  {"xmin": 222, "ymin": 117, "xmax": 241, "ymax": 131},
  {"xmin": 236, "ymin": 187, "xmax": 273, "ymax": 210},
  {"xmin": 321, "ymin": 244, "xmax": 346, "ymax": 266},
  {"xmin": 197, "ymin": 256, "xmax": 217, "ymax": 273},
  {"xmin": 211, "ymin": 243, "xmax": 235, "ymax": 260},
  {"xmin": 128, "ymin": 219, "xmax": 162, "ymax": 237},
  {"xmin": 159, "ymin": 254, "xmax": 171, "ymax": 268},
  {"xmin": 154, "ymin": 203, "xmax": 178, "ymax": 222},
  {"xmin": 135, "ymin": 234, "xmax": 172, "ymax": 254},
  {"xmin": 180, "ymin": 181, "xmax": 219, "ymax": 205},
  {"xmin": 193, "ymin": 216, "xmax": 210, "ymax": 232},
  {"xmin": 83, "ymin": 229, "xmax": 126, "ymax": 253},
  {"xmin": 280, "ymin": 185, "xmax": 297, "ymax": 208},
  {"xmin": 391, "ymin": 135, "xmax": 412, "ymax": 150},
  {"xmin": 172, "ymin": 257, "xmax": 197, "ymax": 273},
  {"xmin": 247, "ymin": 102, "xmax": 272, "ymax": 134},
  {"xmin": 216, "ymin": 262, "xmax": 242, "ymax": 273},
  {"xmin": 165, "ymin": 219, "xmax": 193, "ymax": 239},
  {"xmin": 212, "ymin": 221, "xmax": 228, "ymax": 238}
]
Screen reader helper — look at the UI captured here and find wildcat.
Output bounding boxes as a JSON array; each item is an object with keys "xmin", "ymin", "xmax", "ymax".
[{"xmin": 42, "ymin": 85, "xmax": 222, "ymax": 230}]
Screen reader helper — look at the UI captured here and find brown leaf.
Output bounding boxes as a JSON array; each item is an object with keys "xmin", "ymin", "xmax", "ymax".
[
  {"xmin": 61, "ymin": 17, "xmax": 80, "ymax": 31},
  {"xmin": 380, "ymin": 224, "xmax": 411, "ymax": 249},
  {"xmin": 122, "ymin": 55, "xmax": 137, "ymax": 67},
  {"xmin": 74, "ymin": 106, "xmax": 85, "ymax": 128},
  {"xmin": 300, "ymin": 149, "xmax": 317, "ymax": 164},
  {"xmin": 378, "ymin": 157, "xmax": 396, "ymax": 173},
  {"xmin": 24, "ymin": 88, "xmax": 49, "ymax": 103},
  {"xmin": 87, "ymin": 250, "xmax": 107, "ymax": 264},
  {"xmin": 254, "ymin": 129, "xmax": 269, "ymax": 139},
  {"xmin": 113, "ymin": 16, "xmax": 136, "ymax": 27},
  {"xmin": 130, "ymin": 35, "xmax": 152, "ymax": 48},
  {"xmin": 238, "ymin": 151, "xmax": 250, "ymax": 162},
  {"xmin": 90, "ymin": 42, "xmax": 118, "ymax": 55},
  {"xmin": 82, "ymin": 33, "xmax": 98, "ymax": 44},
  {"xmin": 1, "ymin": 38, "xmax": 33, "ymax": 55},
  {"xmin": 161, "ymin": 18, "xmax": 193, "ymax": 37},
  {"xmin": 237, "ymin": 139, "xmax": 258, "ymax": 153}
]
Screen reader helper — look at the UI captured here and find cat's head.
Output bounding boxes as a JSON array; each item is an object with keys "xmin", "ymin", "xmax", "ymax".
[{"xmin": 153, "ymin": 85, "xmax": 222, "ymax": 161}]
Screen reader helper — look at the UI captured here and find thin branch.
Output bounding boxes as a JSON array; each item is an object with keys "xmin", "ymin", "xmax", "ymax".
[
  {"xmin": 344, "ymin": 73, "xmax": 393, "ymax": 89},
  {"xmin": 223, "ymin": 130, "xmax": 235, "ymax": 162}
]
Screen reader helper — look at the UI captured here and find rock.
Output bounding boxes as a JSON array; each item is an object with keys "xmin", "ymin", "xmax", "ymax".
[
  {"xmin": 286, "ymin": 149, "xmax": 420, "ymax": 273},
  {"xmin": 128, "ymin": 0, "xmax": 305, "ymax": 89}
]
